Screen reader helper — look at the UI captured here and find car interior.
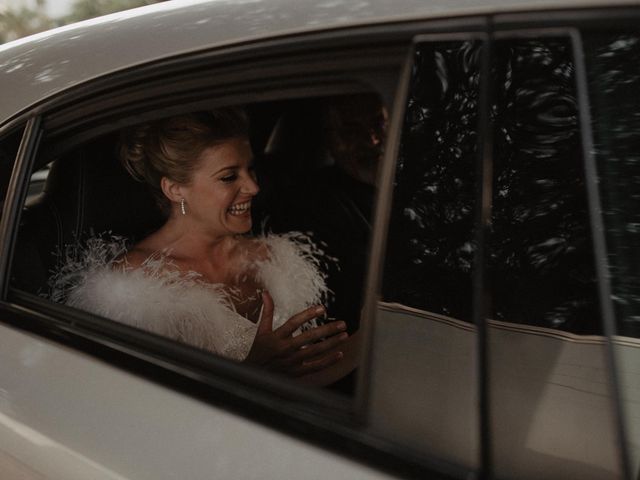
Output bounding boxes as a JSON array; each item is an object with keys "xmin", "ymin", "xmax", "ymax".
[{"xmin": 9, "ymin": 93, "xmax": 384, "ymax": 371}]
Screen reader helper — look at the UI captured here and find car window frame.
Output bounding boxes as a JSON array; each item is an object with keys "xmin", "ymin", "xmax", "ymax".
[{"xmin": 0, "ymin": 117, "xmax": 42, "ymax": 300}]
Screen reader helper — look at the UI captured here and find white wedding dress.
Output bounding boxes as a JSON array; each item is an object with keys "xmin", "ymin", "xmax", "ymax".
[{"xmin": 49, "ymin": 233, "xmax": 330, "ymax": 361}]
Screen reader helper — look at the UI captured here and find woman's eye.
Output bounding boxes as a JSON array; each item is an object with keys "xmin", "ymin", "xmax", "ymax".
[{"xmin": 220, "ymin": 173, "xmax": 238, "ymax": 183}]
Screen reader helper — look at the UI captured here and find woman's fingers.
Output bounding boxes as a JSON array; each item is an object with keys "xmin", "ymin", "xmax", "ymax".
[
  {"xmin": 291, "ymin": 351, "xmax": 344, "ymax": 377},
  {"xmin": 286, "ymin": 331, "xmax": 348, "ymax": 364},
  {"xmin": 269, "ymin": 349, "xmax": 344, "ymax": 376},
  {"xmin": 267, "ymin": 329, "xmax": 348, "ymax": 373},
  {"xmin": 256, "ymin": 291, "xmax": 274, "ymax": 335},
  {"xmin": 289, "ymin": 320, "xmax": 347, "ymax": 349},
  {"xmin": 275, "ymin": 304, "xmax": 325, "ymax": 337}
]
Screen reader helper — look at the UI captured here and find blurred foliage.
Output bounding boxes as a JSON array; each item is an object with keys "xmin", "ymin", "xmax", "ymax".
[
  {"xmin": 0, "ymin": 0, "xmax": 53, "ymax": 43},
  {"xmin": 0, "ymin": 0, "xmax": 166, "ymax": 44},
  {"xmin": 383, "ymin": 40, "xmax": 480, "ymax": 323},
  {"xmin": 65, "ymin": 0, "xmax": 165, "ymax": 23},
  {"xmin": 586, "ymin": 33, "xmax": 640, "ymax": 338},
  {"xmin": 384, "ymin": 37, "xmax": 602, "ymax": 334}
]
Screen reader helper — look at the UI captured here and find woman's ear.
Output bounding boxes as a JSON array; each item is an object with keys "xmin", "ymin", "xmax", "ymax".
[{"xmin": 160, "ymin": 176, "xmax": 184, "ymax": 203}]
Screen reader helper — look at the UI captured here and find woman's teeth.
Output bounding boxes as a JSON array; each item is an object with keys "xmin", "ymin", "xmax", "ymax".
[{"xmin": 228, "ymin": 201, "xmax": 250, "ymax": 215}]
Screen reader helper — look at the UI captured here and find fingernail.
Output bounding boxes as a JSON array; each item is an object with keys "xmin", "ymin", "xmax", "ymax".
[
  {"xmin": 315, "ymin": 306, "xmax": 325, "ymax": 314},
  {"xmin": 337, "ymin": 321, "xmax": 347, "ymax": 331},
  {"xmin": 339, "ymin": 332, "xmax": 348, "ymax": 340}
]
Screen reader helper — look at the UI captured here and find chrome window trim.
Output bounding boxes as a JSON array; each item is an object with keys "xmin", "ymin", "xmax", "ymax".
[
  {"xmin": 474, "ymin": 28, "xmax": 493, "ymax": 478},
  {"xmin": 570, "ymin": 28, "xmax": 633, "ymax": 479},
  {"xmin": 0, "ymin": 116, "xmax": 41, "ymax": 300},
  {"xmin": 354, "ymin": 41, "xmax": 414, "ymax": 424}
]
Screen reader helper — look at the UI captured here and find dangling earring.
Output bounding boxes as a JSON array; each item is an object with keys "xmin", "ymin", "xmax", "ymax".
[{"xmin": 180, "ymin": 198, "xmax": 186, "ymax": 215}]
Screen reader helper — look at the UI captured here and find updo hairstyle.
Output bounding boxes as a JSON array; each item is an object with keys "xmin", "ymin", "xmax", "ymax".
[{"xmin": 120, "ymin": 108, "xmax": 249, "ymax": 215}]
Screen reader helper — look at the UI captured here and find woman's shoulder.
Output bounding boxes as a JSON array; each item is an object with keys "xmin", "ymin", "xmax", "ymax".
[
  {"xmin": 232, "ymin": 233, "xmax": 322, "ymax": 271},
  {"xmin": 118, "ymin": 229, "xmax": 177, "ymax": 270},
  {"xmin": 119, "ymin": 245, "xmax": 158, "ymax": 269},
  {"xmin": 235, "ymin": 236, "xmax": 271, "ymax": 263}
]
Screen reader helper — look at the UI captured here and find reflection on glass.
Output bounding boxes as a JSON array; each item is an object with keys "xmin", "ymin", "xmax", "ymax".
[
  {"xmin": 383, "ymin": 40, "xmax": 479, "ymax": 322},
  {"xmin": 372, "ymin": 40, "xmax": 480, "ymax": 470},
  {"xmin": 489, "ymin": 37, "xmax": 621, "ymax": 479},
  {"xmin": 586, "ymin": 30, "xmax": 640, "ymax": 478},
  {"xmin": 491, "ymin": 38, "xmax": 600, "ymax": 334}
]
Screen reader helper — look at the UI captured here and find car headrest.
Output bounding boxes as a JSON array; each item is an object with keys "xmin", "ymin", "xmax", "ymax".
[
  {"xmin": 42, "ymin": 134, "xmax": 164, "ymax": 244},
  {"xmin": 11, "ymin": 134, "xmax": 164, "ymax": 294}
]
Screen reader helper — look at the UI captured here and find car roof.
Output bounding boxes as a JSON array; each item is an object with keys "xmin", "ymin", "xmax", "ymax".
[{"xmin": 0, "ymin": 0, "xmax": 636, "ymax": 126}]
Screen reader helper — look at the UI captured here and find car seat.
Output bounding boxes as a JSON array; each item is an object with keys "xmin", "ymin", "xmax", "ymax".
[{"xmin": 10, "ymin": 133, "xmax": 164, "ymax": 295}]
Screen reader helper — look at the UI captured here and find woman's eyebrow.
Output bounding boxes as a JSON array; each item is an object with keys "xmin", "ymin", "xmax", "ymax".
[{"xmin": 211, "ymin": 165, "xmax": 239, "ymax": 176}]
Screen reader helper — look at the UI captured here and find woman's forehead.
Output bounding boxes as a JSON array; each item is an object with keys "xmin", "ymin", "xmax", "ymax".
[{"xmin": 197, "ymin": 137, "xmax": 252, "ymax": 169}]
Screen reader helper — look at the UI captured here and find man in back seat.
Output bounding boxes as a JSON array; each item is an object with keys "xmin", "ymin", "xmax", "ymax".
[{"xmin": 264, "ymin": 94, "xmax": 387, "ymax": 392}]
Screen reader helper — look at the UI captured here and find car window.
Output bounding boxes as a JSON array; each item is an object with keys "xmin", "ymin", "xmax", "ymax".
[
  {"xmin": 372, "ymin": 38, "xmax": 482, "ymax": 471},
  {"xmin": 8, "ymin": 93, "xmax": 387, "ymax": 398},
  {"xmin": 488, "ymin": 35, "xmax": 621, "ymax": 479},
  {"xmin": 584, "ymin": 28, "xmax": 640, "ymax": 477},
  {"xmin": 382, "ymin": 39, "xmax": 479, "ymax": 322},
  {"xmin": 371, "ymin": 31, "xmax": 629, "ymax": 478},
  {"xmin": 490, "ymin": 37, "xmax": 600, "ymax": 334}
]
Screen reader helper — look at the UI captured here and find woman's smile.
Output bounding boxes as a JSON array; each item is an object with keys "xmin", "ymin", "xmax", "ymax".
[{"xmin": 228, "ymin": 200, "xmax": 251, "ymax": 216}]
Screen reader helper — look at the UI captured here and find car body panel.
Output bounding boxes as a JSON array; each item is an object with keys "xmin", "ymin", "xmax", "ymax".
[
  {"xmin": 0, "ymin": 0, "xmax": 638, "ymax": 126},
  {"xmin": 369, "ymin": 303, "xmax": 640, "ymax": 478},
  {"xmin": 0, "ymin": 320, "xmax": 396, "ymax": 480}
]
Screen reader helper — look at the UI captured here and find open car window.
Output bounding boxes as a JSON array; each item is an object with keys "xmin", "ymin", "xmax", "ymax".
[{"xmin": 8, "ymin": 92, "xmax": 388, "ymax": 399}]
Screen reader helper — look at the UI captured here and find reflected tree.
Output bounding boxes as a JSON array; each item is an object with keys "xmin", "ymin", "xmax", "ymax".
[
  {"xmin": 490, "ymin": 38, "xmax": 601, "ymax": 334},
  {"xmin": 383, "ymin": 40, "xmax": 481, "ymax": 322},
  {"xmin": 586, "ymin": 33, "xmax": 640, "ymax": 338}
]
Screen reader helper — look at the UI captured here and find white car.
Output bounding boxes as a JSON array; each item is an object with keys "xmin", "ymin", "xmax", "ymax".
[{"xmin": 1, "ymin": 0, "xmax": 639, "ymax": 478}]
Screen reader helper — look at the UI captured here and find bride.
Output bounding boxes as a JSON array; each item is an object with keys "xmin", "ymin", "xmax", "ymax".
[{"xmin": 50, "ymin": 109, "xmax": 356, "ymax": 385}]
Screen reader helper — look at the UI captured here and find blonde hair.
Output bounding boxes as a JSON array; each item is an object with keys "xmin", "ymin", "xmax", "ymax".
[{"xmin": 120, "ymin": 109, "xmax": 249, "ymax": 214}]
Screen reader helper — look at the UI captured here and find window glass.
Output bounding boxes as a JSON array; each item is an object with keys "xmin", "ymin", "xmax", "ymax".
[
  {"xmin": 585, "ymin": 28, "xmax": 640, "ymax": 477},
  {"xmin": 490, "ymin": 38, "xmax": 600, "ymax": 334},
  {"xmin": 372, "ymin": 39, "xmax": 481, "ymax": 469},
  {"xmin": 489, "ymin": 36, "xmax": 621, "ymax": 479},
  {"xmin": 382, "ymin": 40, "xmax": 479, "ymax": 321},
  {"xmin": 26, "ymin": 163, "xmax": 50, "ymax": 203}
]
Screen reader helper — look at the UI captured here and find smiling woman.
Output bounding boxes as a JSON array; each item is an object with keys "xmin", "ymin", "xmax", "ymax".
[{"xmin": 47, "ymin": 108, "xmax": 355, "ymax": 385}]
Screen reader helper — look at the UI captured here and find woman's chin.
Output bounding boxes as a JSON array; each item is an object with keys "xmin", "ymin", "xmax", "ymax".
[{"xmin": 225, "ymin": 215, "xmax": 252, "ymax": 235}]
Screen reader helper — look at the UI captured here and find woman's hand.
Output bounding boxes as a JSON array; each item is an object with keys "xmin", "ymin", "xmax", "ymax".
[{"xmin": 245, "ymin": 291, "xmax": 348, "ymax": 376}]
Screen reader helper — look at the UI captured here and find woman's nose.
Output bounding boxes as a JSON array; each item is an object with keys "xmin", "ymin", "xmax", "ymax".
[{"xmin": 242, "ymin": 172, "xmax": 260, "ymax": 195}]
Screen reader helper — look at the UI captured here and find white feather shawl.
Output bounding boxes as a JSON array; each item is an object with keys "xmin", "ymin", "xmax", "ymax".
[{"xmin": 49, "ymin": 233, "xmax": 329, "ymax": 361}]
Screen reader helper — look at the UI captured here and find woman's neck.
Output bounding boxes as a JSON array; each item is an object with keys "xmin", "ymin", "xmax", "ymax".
[
  {"xmin": 149, "ymin": 219, "xmax": 263, "ymax": 322},
  {"xmin": 159, "ymin": 216, "xmax": 236, "ymax": 255}
]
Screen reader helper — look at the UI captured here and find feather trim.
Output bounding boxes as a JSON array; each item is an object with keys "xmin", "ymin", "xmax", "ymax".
[
  {"xmin": 256, "ymin": 232, "xmax": 330, "ymax": 328},
  {"xmin": 48, "ymin": 233, "xmax": 330, "ymax": 360}
]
